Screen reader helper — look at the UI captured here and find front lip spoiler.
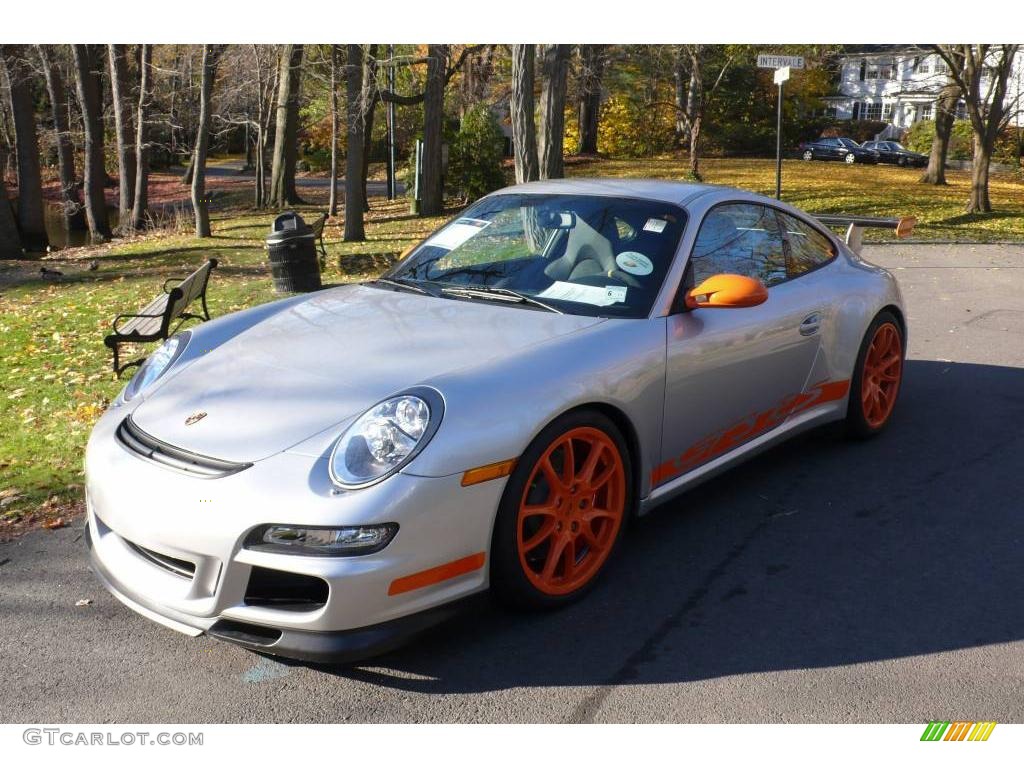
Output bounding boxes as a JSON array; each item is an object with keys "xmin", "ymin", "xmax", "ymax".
[{"xmin": 85, "ymin": 522, "xmax": 485, "ymax": 665}]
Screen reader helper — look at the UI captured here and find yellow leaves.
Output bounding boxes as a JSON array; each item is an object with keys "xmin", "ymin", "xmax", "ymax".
[{"xmin": 7, "ymin": 388, "xmax": 25, "ymax": 400}]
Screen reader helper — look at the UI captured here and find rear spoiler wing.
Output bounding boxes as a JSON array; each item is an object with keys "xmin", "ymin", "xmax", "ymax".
[{"xmin": 812, "ymin": 215, "xmax": 917, "ymax": 255}]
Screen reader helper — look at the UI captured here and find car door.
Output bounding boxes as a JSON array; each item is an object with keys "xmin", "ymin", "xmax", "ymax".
[{"xmin": 656, "ymin": 203, "xmax": 825, "ymax": 487}]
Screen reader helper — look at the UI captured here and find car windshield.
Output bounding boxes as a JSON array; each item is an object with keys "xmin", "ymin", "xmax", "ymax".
[
  {"xmin": 838, "ymin": 138, "xmax": 860, "ymax": 148},
  {"xmin": 385, "ymin": 193, "xmax": 687, "ymax": 318}
]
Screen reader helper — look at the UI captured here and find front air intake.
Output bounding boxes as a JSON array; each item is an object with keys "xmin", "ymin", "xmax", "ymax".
[{"xmin": 116, "ymin": 416, "xmax": 252, "ymax": 479}]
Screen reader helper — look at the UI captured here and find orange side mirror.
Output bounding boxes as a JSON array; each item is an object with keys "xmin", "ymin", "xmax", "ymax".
[{"xmin": 685, "ymin": 274, "xmax": 769, "ymax": 309}]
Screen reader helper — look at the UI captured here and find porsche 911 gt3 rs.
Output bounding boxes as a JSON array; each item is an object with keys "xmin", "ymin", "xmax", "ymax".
[{"xmin": 85, "ymin": 179, "xmax": 911, "ymax": 662}]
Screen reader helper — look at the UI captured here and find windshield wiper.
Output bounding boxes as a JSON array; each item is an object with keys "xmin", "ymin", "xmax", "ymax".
[
  {"xmin": 441, "ymin": 285, "xmax": 563, "ymax": 314},
  {"xmin": 367, "ymin": 277, "xmax": 435, "ymax": 296}
]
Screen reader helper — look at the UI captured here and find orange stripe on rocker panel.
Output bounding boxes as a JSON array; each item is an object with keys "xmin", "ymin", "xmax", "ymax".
[{"xmin": 388, "ymin": 552, "xmax": 486, "ymax": 596}]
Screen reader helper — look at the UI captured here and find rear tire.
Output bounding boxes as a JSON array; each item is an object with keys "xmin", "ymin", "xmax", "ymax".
[
  {"xmin": 846, "ymin": 311, "xmax": 905, "ymax": 438},
  {"xmin": 845, "ymin": 153, "xmax": 856, "ymax": 164},
  {"xmin": 490, "ymin": 410, "xmax": 632, "ymax": 610},
  {"xmin": 802, "ymin": 150, "xmax": 813, "ymax": 161}
]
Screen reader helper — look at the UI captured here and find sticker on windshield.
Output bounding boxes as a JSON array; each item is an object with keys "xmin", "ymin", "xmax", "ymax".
[
  {"xmin": 615, "ymin": 251, "xmax": 653, "ymax": 276},
  {"xmin": 424, "ymin": 218, "xmax": 490, "ymax": 251},
  {"xmin": 604, "ymin": 286, "xmax": 628, "ymax": 303},
  {"xmin": 643, "ymin": 218, "xmax": 667, "ymax": 233},
  {"xmin": 538, "ymin": 281, "xmax": 620, "ymax": 307}
]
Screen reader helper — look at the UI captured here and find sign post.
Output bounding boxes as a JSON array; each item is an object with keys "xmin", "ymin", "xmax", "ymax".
[
  {"xmin": 773, "ymin": 66, "xmax": 790, "ymax": 200},
  {"xmin": 757, "ymin": 54, "xmax": 803, "ymax": 201}
]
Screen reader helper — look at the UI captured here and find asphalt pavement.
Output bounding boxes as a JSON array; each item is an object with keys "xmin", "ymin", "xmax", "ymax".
[{"xmin": 1, "ymin": 243, "xmax": 1022, "ymax": 723}]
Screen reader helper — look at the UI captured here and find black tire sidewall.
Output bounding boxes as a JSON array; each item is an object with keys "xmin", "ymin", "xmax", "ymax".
[
  {"xmin": 847, "ymin": 311, "xmax": 905, "ymax": 438},
  {"xmin": 490, "ymin": 409, "xmax": 633, "ymax": 610}
]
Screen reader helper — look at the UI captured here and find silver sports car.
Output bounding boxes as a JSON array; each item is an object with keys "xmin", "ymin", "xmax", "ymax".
[{"xmin": 85, "ymin": 179, "xmax": 910, "ymax": 662}]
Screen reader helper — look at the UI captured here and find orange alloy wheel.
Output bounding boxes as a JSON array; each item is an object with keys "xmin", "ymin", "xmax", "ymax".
[
  {"xmin": 861, "ymin": 322, "xmax": 903, "ymax": 429},
  {"xmin": 516, "ymin": 427, "xmax": 626, "ymax": 596}
]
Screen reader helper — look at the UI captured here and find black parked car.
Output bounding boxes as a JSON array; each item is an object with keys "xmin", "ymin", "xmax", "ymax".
[
  {"xmin": 800, "ymin": 137, "xmax": 880, "ymax": 164},
  {"xmin": 861, "ymin": 141, "xmax": 928, "ymax": 167}
]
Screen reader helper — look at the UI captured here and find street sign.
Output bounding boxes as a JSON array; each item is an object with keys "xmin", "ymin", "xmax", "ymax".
[
  {"xmin": 774, "ymin": 66, "xmax": 791, "ymax": 85},
  {"xmin": 757, "ymin": 54, "xmax": 805, "ymax": 70}
]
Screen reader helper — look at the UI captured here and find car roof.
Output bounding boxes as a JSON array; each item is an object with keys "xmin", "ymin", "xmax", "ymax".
[{"xmin": 493, "ymin": 178, "xmax": 714, "ymax": 206}]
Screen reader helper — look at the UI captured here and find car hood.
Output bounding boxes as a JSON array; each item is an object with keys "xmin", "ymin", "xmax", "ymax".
[{"xmin": 129, "ymin": 284, "xmax": 603, "ymax": 462}]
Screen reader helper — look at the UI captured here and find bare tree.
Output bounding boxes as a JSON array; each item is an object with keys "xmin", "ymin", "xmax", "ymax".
[
  {"xmin": 510, "ymin": 44, "xmax": 539, "ymax": 183},
  {"xmin": 270, "ymin": 44, "xmax": 304, "ymax": 207},
  {"xmin": 0, "ymin": 173, "xmax": 23, "ymax": 257},
  {"xmin": 577, "ymin": 44, "xmax": 606, "ymax": 155},
  {"xmin": 130, "ymin": 44, "xmax": 153, "ymax": 230},
  {"xmin": 108, "ymin": 44, "xmax": 136, "ymax": 226},
  {"xmin": 420, "ymin": 44, "xmax": 448, "ymax": 216},
  {"xmin": 37, "ymin": 45, "xmax": 86, "ymax": 231},
  {"xmin": 921, "ymin": 76, "xmax": 962, "ymax": 185},
  {"xmin": 1, "ymin": 45, "xmax": 48, "ymax": 251},
  {"xmin": 538, "ymin": 44, "xmax": 571, "ymax": 179},
  {"xmin": 71, "ymin": 44, "xmax": 111, "ymax": 242},
  {"xmin": 672, "ymin": 45, "xmax": 735, "ymax": 181},
  {"xmin": 191, "ymin": 45, "xmax": 222, "ymax": 237},
  {"xmin": 934, "ymin": 44, "xmax": 1020, "ymax": 212}
]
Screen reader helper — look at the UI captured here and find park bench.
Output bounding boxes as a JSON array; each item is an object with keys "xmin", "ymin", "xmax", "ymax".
[
  {"xmin": 104, "ymin": 258, "xmax": 218, "ymax": 375},
  {"xmin": 309, "ymin": 212, "xmax": 328, "ymax": 267}
]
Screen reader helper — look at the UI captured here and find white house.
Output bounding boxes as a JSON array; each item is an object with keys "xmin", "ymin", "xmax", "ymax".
[{"xmin": 823, "ymin": 45, "xmax": 1024, "ymax": 138}]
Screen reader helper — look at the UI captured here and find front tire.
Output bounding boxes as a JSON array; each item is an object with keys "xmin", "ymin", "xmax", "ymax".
[
  {"xmin": 802, "ymin": 150, "xmax": 814, "ymax": 161},
  {"xmin": 847, "ymin": 312, "xmax": 905, "ymax": 438},
  {"xmin": 490, "ymin": 410, "xmax": 632, "ymax": 609},
  {"xmin": 845, "ymin": 153, "xmax": 856, "ymax": 164}
]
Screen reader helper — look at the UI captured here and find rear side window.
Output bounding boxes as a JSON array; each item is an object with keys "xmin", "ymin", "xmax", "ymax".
[
  {"xmin": 690, "ymin": 204, "xmax": 787, "ymax": 287},
  {"xmin": 777, "ymin": 211, "xmax": 836, "ymax": 278}
]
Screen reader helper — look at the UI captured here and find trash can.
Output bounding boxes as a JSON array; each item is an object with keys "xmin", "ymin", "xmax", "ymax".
[{"xmin": 266, "ymin": 211, "xmax": 322, "ymax": 293}]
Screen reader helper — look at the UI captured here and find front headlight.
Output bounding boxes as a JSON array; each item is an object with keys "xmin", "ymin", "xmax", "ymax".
[
  {"xmin": 122, "ymin": 331, "xmax": 190, "ymax": 403},
  {"xmin": 329, "ymin": 388, "xmax": 444, "ymax": 488}
]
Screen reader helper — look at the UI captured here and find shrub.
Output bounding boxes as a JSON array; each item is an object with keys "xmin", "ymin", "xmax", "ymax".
[
  {"xmin": 905, "ymin": 120, "xmax": 1021, "ymax": 165},
  {"xmin": 597, "ymin": 95, "xmax": 676, "ymax": 158},
  {"xmin": 447, "ymin": 104, "xmax": 506, "ymax": 200}
]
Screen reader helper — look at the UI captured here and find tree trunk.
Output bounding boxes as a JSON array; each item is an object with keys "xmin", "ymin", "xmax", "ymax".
[
  {"xmin": 344, "ymin": 45, "xmax": 367, "ymax": 241},
  {"xmin": 360, "ymin": 45, "xmax": 379, "ymax": 215},
  {"xmin": 37, "ymin": 45, "xmax": 87, "ymax": 231},
  {"xmin": 967, "ymin": 135, "xmax": 992, "ymax": 213},
  {"xmin": 0, "ymin": 174, "xmax": 23, "ymax": 258},
  {"xmin": 270, "ymin": 44, "xmax": 304, "ymax": 207},
  {"xmin": 108, "ymin": 44, "xmax": 136, "ymax": 226},
  {"xmin": 538, "ymin": 44, "xmax": 571, "ymax": 179},
  {"xmin": 577, "ymin": 44, "xmax": 604, "ymax": 155},
  {"xmin": 191, "ymin": 45, "xmax": 219, "ymax": 238},
  {"xmin": 689, "ymin": 114, "xmax": 703, "ymax": 180},
  {"xmin": 510, "ymin": 44, "xmax": 539, "ymax": 184},
  {"xmin": 1, "ymin": 45, "xmax": 48, "ymax": 251},
  {"xmin": 420, "ymin": 44, "xmax": 447, "ymax": 216},
  {"xmin": 921, "ymin": 83, "xmax": 959, "ymax": 185},
  {"xmin": 131, "ymin": 44, "xmax": 153, "ymax": 230},
  {"xmin": 328, "ymin": 44, "xmax": 340, "ymax": 217},
  {"xmin": 71, "ymin": 44, "xmax": 111, "ymax": 242}
]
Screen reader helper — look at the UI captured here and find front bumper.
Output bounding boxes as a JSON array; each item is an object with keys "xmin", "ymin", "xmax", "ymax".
[{"xmin": 84, "ymin": 407, "xmax": 506, "ymax": 662}]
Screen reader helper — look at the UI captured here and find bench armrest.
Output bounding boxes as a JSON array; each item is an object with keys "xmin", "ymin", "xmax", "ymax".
[
  {"xmin": 112, "ymin": 312, "xmax": 168, "ymax": 335},
  {"xmin": 162, "ymin": 277, "xmax": 189, "ymax": 293}
]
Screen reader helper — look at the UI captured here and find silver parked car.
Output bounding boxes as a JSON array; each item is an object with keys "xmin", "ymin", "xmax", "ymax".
[{"xmin": 85, "ymin": 179, "xmax": 910, "ymax": 662}]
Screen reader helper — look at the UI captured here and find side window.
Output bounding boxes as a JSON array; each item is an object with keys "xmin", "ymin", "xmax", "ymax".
[
  {"xmin": 777, "ymin": 211, "xmax": 836, "ymax": 278},
  {"xmin": 690, "ymin": 204, "xmax": 787, "ymax": 287}
]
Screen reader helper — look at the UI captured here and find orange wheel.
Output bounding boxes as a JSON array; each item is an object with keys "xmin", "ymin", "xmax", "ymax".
[
  {"xmin": 491, "ymin": 411, "xmax": 632, "ymax": 608},
  {"xmin": 516, "ymin": 427, "xmax": 626, "ymax": 596},
  {"xmin": 848, "ymin": 312, "xmax": 904, "ymax": 437}
]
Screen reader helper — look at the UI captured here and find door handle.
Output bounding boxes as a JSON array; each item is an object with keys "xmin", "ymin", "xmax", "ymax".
[{"xmin": 799, "ymin": 313, "xmax": 822, "ymax": 336}]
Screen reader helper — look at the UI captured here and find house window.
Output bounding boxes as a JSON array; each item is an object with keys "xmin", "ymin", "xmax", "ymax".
[
  {"xmin": 882, "ymin": 103, "xmax": 893, "ymax": 121},
  {"xmin": 864, "ymin": 102, "xmax": 883, "ymax": 121},
  {"xmin": 934, "ymin": 59, "xmax": 948, "ymax": 74},
  {"xmin": 858, "ymin": 60, "xmax": 866, "ymax": 81},
  {"xmin": 915, "ymin": 57, "xmax": 931, "ymax": 75},
  {"xmin": 866, "ymin": 58, "xmax": 894, "ymax": 80},
  {"xmin": 824, "ymin": 105, "xmax": 837, "ymax": 118},
  {"xmin": 921, "ymin": 103, "xmax": 934, "ymax": 121},
  {"xmin": 955, "ymin": 101, "xmax": 967, "ymax": 120}
]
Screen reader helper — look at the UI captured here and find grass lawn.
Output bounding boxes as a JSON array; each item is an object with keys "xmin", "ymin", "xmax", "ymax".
[{"xmin": 1, "ymin": 156, "xmax": 1022, "ymax": 532}]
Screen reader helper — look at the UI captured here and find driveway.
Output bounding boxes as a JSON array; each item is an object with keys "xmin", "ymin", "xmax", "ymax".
[{"xmin": 1, "ymin": 243, "xmax": 1022, "ymax": 723}]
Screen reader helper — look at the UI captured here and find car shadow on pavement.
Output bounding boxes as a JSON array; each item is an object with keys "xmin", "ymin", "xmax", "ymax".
[{"xmin": 306, "ymin": 360, "xmax": 1024, "ymax": 696}]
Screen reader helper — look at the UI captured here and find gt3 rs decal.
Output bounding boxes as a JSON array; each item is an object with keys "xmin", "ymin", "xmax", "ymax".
[{"xmin": 651, "ymin": 379, "xmax": 851, "ymax": 487}]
